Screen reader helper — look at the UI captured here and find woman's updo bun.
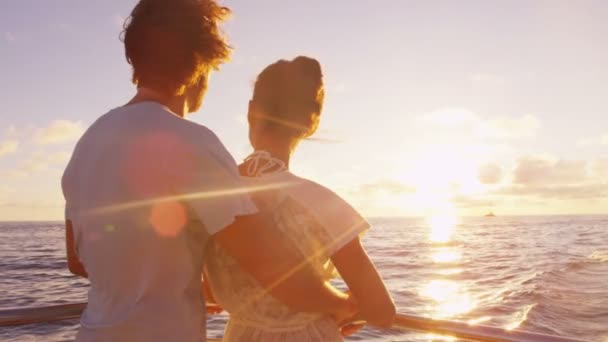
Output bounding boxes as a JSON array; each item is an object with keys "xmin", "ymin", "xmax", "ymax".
[{"xmin": 251, "ymin": 56, "xmax": 324, "ymax": 140}]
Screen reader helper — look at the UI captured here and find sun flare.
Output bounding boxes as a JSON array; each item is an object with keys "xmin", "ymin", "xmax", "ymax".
[
  {"xmin": 407, "ymin": 144, "xmax": 485, "ymax": 198},
  {"xmin": 428, "ymin": 212, "xmax": 458, "ymax": 244}
]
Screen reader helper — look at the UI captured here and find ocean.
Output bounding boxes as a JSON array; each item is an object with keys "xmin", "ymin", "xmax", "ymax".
[{"xmin": 1, "ymin": 216, "xmax": 607, "ymax": 342}]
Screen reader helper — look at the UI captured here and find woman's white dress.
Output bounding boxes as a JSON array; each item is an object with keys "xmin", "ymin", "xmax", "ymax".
[{"xmin": 205, "ymin": 171, "xmax": 369, "ymax": 341}]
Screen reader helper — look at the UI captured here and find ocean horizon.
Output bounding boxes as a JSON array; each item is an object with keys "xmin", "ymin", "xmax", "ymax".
[{"xmin": 3, "ymin": 213, "xmax": 608, "ymax": 223}]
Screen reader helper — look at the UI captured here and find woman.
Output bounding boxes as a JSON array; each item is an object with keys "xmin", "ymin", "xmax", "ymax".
[{"xmin": 204, "ymin": 56, "xmax": 396, "ymax": 341}]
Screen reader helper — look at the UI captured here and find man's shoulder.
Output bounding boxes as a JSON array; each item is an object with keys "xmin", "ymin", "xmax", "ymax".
[
  {"xmin": 110, "ymin": 103, "xmax": 224, "ymax": 147},
  {"xmin": 78, "ymin": 106, "xmax": 129, "ymax": 138},
  {"xmin": 150, "ymin": 112, "xmax": 236, "ymax": 173},
  {"xmin": 176, "ymin": 117, "xmax": 221, "ymax": 144}
]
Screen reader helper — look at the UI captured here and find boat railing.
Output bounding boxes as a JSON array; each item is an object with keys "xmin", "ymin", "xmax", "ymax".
[{"xmin": 0, "ymin": 302, "xmax": 590, "ymax": 342}]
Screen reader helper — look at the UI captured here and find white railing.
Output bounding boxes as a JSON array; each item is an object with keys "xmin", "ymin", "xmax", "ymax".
[{"xmin": 0, "ymin": 303, "xmax": 590, "ymax": 342}]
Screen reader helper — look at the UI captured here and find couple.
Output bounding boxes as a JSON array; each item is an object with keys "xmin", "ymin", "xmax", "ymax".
[{"xmin": 62, "ymin": 0, "xmax": 395, "ymax": 341}]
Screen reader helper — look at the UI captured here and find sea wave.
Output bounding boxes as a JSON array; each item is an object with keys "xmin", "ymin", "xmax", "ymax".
[
  {"xmin": 1, "ymin": 216, "xmax": 607, "ymax": 342},
  {"xmin": 589, "ymin": 251, "xmax": 608, "ymax": 262}
]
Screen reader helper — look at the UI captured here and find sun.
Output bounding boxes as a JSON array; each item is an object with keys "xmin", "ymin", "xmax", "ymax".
[
  {"xmin": 428, "ymin": 212, "xmax": 458, "ymax": 243},
  {"xmin": 394, "ymin": 142, "xmax": 488, "ymax": 217},
  {"xmin": 412, "ymin": 145, "xmax": 483, "ymax": 195}
]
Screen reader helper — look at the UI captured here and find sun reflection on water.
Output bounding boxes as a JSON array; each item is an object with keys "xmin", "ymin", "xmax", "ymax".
[
  {"xmin": 432, "ymin": 249, "xmax": 462, "ymax": 263},
  {"xmin": 436, "ymin": 268, "xmax": 463, "ymax": 275},
  {"xmin": 420, "ymin": 279, "xmax": 476, "ymax": 318},
  {"xmin": 468, "ymin": 316, "xmax": 492, "ymax": 325},
  {"xmin": 428, "ymin": 213, "xmax": 458, "ymax": 243},
  {"xmin": 423, "ymin": 211, "xmax": 476, "ymax": 319}
]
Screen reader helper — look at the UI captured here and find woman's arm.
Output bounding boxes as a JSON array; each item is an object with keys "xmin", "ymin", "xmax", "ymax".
[
  {"xmin": 331, "ymin": 236, "xmax": 396, "ymax": 328},
  {"xmin": 65, "ymin": 220, "xmax": 88, "ymax": 278},
  {"xmin": 213, "ymin": 213, "xmax": 356, "ymax": 318}
]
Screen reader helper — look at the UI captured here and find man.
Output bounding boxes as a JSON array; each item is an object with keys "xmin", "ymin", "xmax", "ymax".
[{"xmin": 62, "ymin": 1, "xmax": 356, "ymax": 341}]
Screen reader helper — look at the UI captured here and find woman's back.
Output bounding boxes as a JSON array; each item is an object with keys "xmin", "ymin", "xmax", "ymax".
[{"xmin": 205, "ymin": 171, "xmax": 369, "ymax": 341}]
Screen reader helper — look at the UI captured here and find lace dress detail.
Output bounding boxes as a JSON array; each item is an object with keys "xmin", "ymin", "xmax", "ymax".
[
  {"xmin": 205, "ymin": 195, "xmax": 342, "ymax": 341},
  {"xmin": 205, "ymin": 170, "xmax": 370, "ymax": 341}
]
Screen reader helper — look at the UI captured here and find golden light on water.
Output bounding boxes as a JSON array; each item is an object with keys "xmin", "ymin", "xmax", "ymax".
[
  {"xmin": 422, "ymin": 210, "xmax": 476, "ymax": 319},
  {"xmin": 505, "ymin": 304, "xmax": 536, "ymax": 330},
  {"xmin": 436, "ymin": 268, "xmax": 463, "ymax": 275},
  {"xmin": 432, "ymin": 249, "xmax": 462, "ymax": 263},
  {"xmin": 468, "ymin": 316, "xmax": 492, "ymax": 325},
  {"xmin": 420, "ymin": 279, "xmax": 460, "ymax": 302},
  {"xmin": 420, "ymin": 280, "xmax": 476, "ymax": 318},
  {"xmin": 428, "ymin": 213, "xmax": 458, "ymax": 243}
]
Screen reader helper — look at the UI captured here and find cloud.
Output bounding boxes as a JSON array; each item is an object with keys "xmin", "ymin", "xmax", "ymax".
[
  {"xmin": 1, "ymin": 150, "xmax": 71, "ymax": 179},
  {"xmin": 476, "ymin": 156, "xmax": 608, "ymax": 202},
  {"xmin": 0, "ymin": 199, "xmax": 63, "ymax": 210},
  {"xmin": 495, "ymin": 183, "xmax": 608, "ymax": 200},
  {"xmin": 344, "ymin": 179, "xmax": 418, "ymax": 217},
  {"xmin": 422, "ymin": 109, "xmax": 540, "ymax": 140},
  {"xmin": 20, "ymin": 159, "xmax": 49, "ymax": 173},
  {"xmin": 447, "ymin": 157, "xmax": 608, "ymax": 214},
  {"xmin": 22, "ymin": 151, "xmax": 70, "ymax": 173},
  {"xmin": 478, "ymin": 163, "xmax": 503, "ymax": 185},
  {"xmin": 34, "ymin": 120, "xmax": 84, "ymax": 145},
  {"xmin": 578, "ymin": 133, "xmax": 608, "ymax": 147},
  {"xmin": 591, "ymin": 158, "xmax": 608, "ymax": 181},
  {"xmin": 0, "ymin": 140, "xmax": 19, "ymax": 158},
  {"xmin": 451, "ymin": 195, "xmax": 495, "ymax": 209},
  {"xmin": 352, "ymin": 179, "xmax": 416, "ymax": 196},
  {"xmin": 512, "ymin": 157, "xmax": 588, "ymax": 186},
  {"xmin": 485, "ymin": 115, "xmax": 540, "ymax": 140},
  {"xmin": 0, "ymin": 186, "xmax": 9, "ymax": 200}
]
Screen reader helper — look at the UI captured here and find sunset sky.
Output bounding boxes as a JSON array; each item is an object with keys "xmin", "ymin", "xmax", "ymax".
[{"xmin": 1, "ymin": 0, "xmax": 607, "ymax": 220}]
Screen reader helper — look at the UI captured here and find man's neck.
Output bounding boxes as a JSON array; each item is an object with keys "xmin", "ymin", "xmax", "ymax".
[{"xmin": 127, "ymin": 87, "xmax": 189, "ymax": 117}]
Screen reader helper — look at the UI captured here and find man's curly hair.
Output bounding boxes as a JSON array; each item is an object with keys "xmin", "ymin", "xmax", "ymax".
[{"xmin": 122, "ymin": 0, "xmax": 231, "ymax": 95}]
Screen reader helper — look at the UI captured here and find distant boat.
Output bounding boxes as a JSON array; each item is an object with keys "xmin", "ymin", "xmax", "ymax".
[{"xmin": 484, "ymin": 212, "xmax": 496, "ymax": 217}]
